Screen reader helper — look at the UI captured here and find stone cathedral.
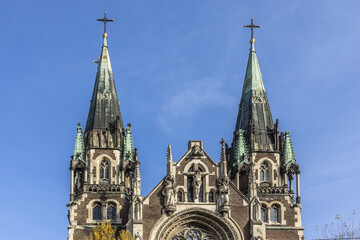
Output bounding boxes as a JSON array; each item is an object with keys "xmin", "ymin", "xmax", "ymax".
[{"xmin": 67, "ymin": 15, "xmax": 304, "ymax": 240}]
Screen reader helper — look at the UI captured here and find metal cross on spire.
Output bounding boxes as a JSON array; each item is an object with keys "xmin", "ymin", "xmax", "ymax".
[
  {"xmin": 97, "ymin": 11, "xmax": 114, "ymax": 37},
  {"xmin": 244, "ymin": 18, "xmax": 261, "ymax": 42}
]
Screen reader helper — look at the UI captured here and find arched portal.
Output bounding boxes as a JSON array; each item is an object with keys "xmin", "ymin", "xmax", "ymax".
[{"xmin": 152, "ymin": 208, "xmax": 243, "ymax": 240}]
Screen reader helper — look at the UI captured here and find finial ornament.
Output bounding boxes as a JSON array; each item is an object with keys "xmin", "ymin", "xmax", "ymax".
[
  {"xmin": 97, "ymin": 11, "xmax": 114, "ymax": 37},
  {"xmin": 244, "ymin": 18, "xmax": 261, "ymax": 43}
]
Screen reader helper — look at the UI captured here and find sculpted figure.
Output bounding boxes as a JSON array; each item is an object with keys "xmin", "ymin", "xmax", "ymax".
[
  {"xmin": 162, "ymin": 175, "xmax": 175, "ymax": 207},
  {"xmin": 135, "ymin": 200, "xmax": 140, "ymax": 220},
  {"xmin": 74, "ymin": 170, "xmax": 83, "ymax": 192},
  {"xmin": 217, "ymin": 177, "xmax": 229, "ymax": 208},
  {"xmin": 192, "ymin": 170, "xmax": 202, "ymax": 198}
]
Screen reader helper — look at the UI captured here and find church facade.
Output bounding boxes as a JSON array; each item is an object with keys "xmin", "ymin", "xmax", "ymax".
[{"xmin": 67, "ymin": 16, "xmax": 304, "ymax": 240}]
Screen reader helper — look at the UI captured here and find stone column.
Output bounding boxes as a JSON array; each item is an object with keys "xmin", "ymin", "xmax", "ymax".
[
  {"xmin": 284, "ymin": 173, "xmax": 288, "ymax": 186},
  {"xmin": 289, "ymin": 175, "xmax": 293, "ymax": 193},
  {"xmin": 296, "ymin": 173, "xmax": 301, "ymax": 204},
  {"xmin": 70, "ymin": 168, "xmax": 74, "ymax": 201}
]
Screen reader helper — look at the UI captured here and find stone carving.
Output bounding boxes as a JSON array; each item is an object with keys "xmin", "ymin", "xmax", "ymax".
[
  {"xmin": 134, "ymin": 232, "xmax": 142, "ymax": 240},
  {"xmin": 74, "ymin": 170, "xmax": 83, "ymax": 192},
  {"xmin": 155, "ymin": 208, "xmax": 239, "ymax": 240},
  {"xmin": 191, "ymin": 144, "xmax": 204, "ymax": 157},
  {"xmin": 253, "ymin": 201, "xmax": 258, "ymax": 221},
  {"xmin": 192, "ymin": 171, "xmax": 202, "ymax": 199},
  {"xmin": 171, "ymin": 225, "xmax": 216, "ymax": 240},
  {"xmin": 162, "ymin": 175, "xmax": 176, "ymax": 214},
  {"xmin": 134, "ymin": 199, "xmax": 141, "ymax": 220},
  {"xmin": 216, "ymin": 176, "xmax": 229, "ymax": 214}
]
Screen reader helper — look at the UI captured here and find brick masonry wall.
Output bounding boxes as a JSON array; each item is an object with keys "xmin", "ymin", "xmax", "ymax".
[
  {"xmin": 228, "ymin": 184, "xmax": 251, "ymax": 239},
  {"xmin": 266, "ymin": 229, "xmax": 300, "ymax": 240},
  {"xmin": 142, "ymin": 186, "xmax": 164, "ymax": 240}
]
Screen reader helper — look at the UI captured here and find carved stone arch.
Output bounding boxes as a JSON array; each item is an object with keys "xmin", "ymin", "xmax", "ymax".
[
  {"xmin": 151, "ymin": 208, "xmax": 243, "ymax": 240},
  {"xmin": 184, "ymin": 160, "xmax": 210, "ymax": 173},
  {"xmin": 72, "ymin": 159, "xmax": 85, "ymax": 169},
  {"xmin": 94, "ymin": 154, "xmax": 115, "ymax": 165}
]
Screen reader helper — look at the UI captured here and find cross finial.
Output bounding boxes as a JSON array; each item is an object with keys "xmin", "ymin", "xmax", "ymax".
[
  {"xmin": 97, "ymin": 11, "xmax": 114, "ymax": 38},
  {"xmin": 244, "ymin": 18, "xmax": 261, "ymax": 43}
]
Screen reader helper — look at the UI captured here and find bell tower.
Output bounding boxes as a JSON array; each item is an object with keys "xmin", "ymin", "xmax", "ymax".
[
  {"xmin": 228, "ymin": 18, "xmax": 303, "ymax": 239},
  {"xmin": 67, "ymin": 12, "xmax": 140, "ymax": 240}
]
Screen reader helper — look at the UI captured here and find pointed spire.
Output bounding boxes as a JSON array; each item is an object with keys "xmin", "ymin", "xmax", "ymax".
[
  {"xmin": 73, "ymin": 123, "xmax": 85, "ymax": 162},
  {"xmin": 166, "ymin": 145, "xmax": 174, "ymax": 176},
  {"xmin": 85, "ymin": 28, "xmax": 124, "ymax": 133},
  {"xmin": 124, "ymin": 124, "xmax": 134, "ymax": 161},
  {"xmin": 220, "ymin": 139, "xmax": 228, "ymax": 177},
  {"xmin": 282, "ymin": 131, "xmax": 296, "ymax": 165},
  {"xmin": 234, "ymin": 129, "xmax": 249, "ymax": 165},
  {"xmin": 133, "ymin": 150, "xmax": 141, "ymax": 196},
  {"xmin": 234, "ymin": 25, "xmax": 275, "ymax": 152}
]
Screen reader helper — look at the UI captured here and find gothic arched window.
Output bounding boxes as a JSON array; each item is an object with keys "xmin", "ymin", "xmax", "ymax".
[
  {"xmin": 93, "ymin": 203, "xmax": 102, "ymax": 220},
  {"xmin": 107, "ymin": 203, "xmax": 116, "ymax": 221},
  {"xmin": 199, "ymin": 178, "xmax": 204, "ymax": 202},
  {"xmin": 261, "ymin": 205, "xmax": 266, "ymax": 222},
  {"xmin": 270, "ymin": 205, "xmax": 280, "ymax": 222},
  {"xmin": 100, "ymin": 160, "xmax": 109, "ymax": 180},
  {"xmin": 177, "ymin": 190, "xmax": 183, "ymax": 202},
  {"xmin": 260, "ymin": 162, "xmax": 270, "ymax": 182},
  {"xmin": 209, "ymin": 191, "xmax": 214, "ymax": 202},
  {"xmin": 187, "ymin": 176, "xmax": 194, "ymax": 202}
]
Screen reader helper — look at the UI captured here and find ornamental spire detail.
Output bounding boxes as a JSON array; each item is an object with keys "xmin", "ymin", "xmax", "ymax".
[
  {"xmin": 234, "ymin": 129, "xmax": 249, "ymax": 165},
  {"xmin": 124, "ymin": 124, "xmax": 134, "ymax": 162},
  {"xmin": 282, "ymin": 130, "xmax": 296, "ymax": 165},
  {"xmin": 73, "ymin": 123, "xmax": 85, "ymax": 162}
]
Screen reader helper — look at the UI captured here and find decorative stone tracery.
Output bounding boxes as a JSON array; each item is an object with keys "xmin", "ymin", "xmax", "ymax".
[{"xmin": 153, "ymin": 208, "xmax": 243, "ymax": 240}]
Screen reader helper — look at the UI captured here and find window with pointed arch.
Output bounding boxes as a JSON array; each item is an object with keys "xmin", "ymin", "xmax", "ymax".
[
  {"xmin": 261, "ymin": 205, "xmax": 267, "ymax": 222},
  {"xmin": 270, "ymin": 204, "xmax": 280, "ymax": 223},
  {"xmin": 209, "ymin": 190, "xmax": 215, "ymax": 202},
  {"xmin": 199, "ymin": 177, "xmax": 204, "ymax": 202},
  {"xmin": 177, "ymin": 190, "xmax": 183, "ymax": 202},
  {"xmin": 187, "ymin": 176, "xmax": 194, "ymax": 202},
  {"xmin": 92, "ymin": 202, "xmax": 102, "ymax": 220},
  {"xmin": 106, "ymin": 203, "xmax": 116, "ymax": 221},
  {"xmin": 100, "ymin": 160, "xmax": 109, "ymax": 180},
  {"xmin": 260, "ymin": 162, "xmax": 270, "ymax": 182}
]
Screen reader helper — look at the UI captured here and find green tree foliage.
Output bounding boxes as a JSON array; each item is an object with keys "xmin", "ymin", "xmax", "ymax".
[{"xmin": 89, "ymin": 222, "xmax": 134, "ymax": 240}]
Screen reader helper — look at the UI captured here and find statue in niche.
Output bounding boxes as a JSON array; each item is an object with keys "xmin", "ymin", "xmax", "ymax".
[
  {"xmin": 74, "ymin": 169, "xmax": 83, "ymax": 193},
  {"xmin": 192, "ymin": 170, "xmax": 202, "ymax": 199},
  {"xmin": 253, "ymin": 201, "xmax": 259, "ymax": 220},
  {"xmin": 134, "ymin": 199, "xmax": 141, "ymax": 220},
  {"xmin": 217, "ymin": 177, "xmax": 229, "ymax": 209},
  {"xmin": 162, "ymin": 175, "xmax": 175, "ymax": 207}
]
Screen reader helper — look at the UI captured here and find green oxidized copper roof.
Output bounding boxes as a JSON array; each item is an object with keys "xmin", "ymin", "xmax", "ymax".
[
  {"xmin": 73, "ymin": 123, "xmax": 85, "ymax": 162},
  {"xmin": 234, "ymin": 129, "xmax": 249, "ymax": 165},
  {"xmin": 241, "ymin": 42, "xmax": 265, "ymax": 95},
  {"xmin": 282, "ymin": 130, "xmax": 296, "ymax": 165},
  {"xmin": 85, "ymin": 34, "xmax": 124, "ymax": 132},
  {"xmin": 124, "ymin": 124, "xmax": 134, "ymax": 161},
  {"xmin": 234, "ymin": 40, "xmax": 275, "ymax": 151}
]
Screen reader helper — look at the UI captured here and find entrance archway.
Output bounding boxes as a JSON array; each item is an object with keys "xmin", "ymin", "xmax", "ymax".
[{"xmin": 153, "ymin": 208, "xmax": 243, "ymax": 240}]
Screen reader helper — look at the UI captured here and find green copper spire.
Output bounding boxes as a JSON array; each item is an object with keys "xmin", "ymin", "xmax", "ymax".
[
  {"xmin": 73, "ymin": 123, "xmax": 85, "ymax": 162},
  {"xmin": 85, "ymin": 24, "xmax": 124, "ymax": 133},
  {"xmin": 241, "ymin": 41, "xmax": 265, "ymax": 95},
  {"xmin": 234, "ymin": 33, "xmax": 275, "ymax": 152},
  {"xmin": 234, "ymin": 129, "xmax": 249, "ymax": 165},
  {"xmin": 282, "ymin": 131, "xmax": 296, "ymax": 165},
  {"xmin": 124, "ymin": 124, "xmax": 134, "ymax": 161}
]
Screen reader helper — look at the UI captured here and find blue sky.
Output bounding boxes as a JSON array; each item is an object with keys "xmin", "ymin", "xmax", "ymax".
[{"xmin": 1, "ymin": 0, "xmax": 360, "ymax": 239}]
